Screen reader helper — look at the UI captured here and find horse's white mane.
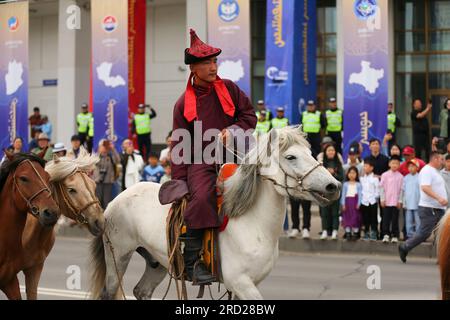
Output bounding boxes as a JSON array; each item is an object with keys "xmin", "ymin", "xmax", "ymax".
[
  {"xmin": 223, "ymin": 126, "xmax": 309, "ymax": 218},
  {"xmin": 45, "ymin": 150, "xmax": 99, "ymax": 182}
]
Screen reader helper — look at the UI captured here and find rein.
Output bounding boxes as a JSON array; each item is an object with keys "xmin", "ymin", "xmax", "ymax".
[
  {"xmin": 56, "ymin": 169, "xmax": 100, "ymax": 225},
  {"xmin": 13, "ymin": 159, "xmax": 52, "ymax": 217}
]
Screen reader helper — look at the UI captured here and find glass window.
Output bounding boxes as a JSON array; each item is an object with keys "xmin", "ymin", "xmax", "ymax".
[
  {"xmin": 252, "ymin": 60, "xmax": 266, "ymax": 77},
  {"xmin": 395, "ymin": 73, "xmax": 427, "ymax": 126},
  {"xmin": 429, "ymin": 0, "xmax": 450, "ymax": 29},
  {"xmin": 325, "ymin": 58, "xmax": 336, "ymax": 74},
  {"xmin": 395, "ymin": 32, "xmax": 426, "ymax": 52},
  {"xmin": 429, "ymin": 54, "xmax": 450, "ymax": 72},
  {"xmin": 430, "ymin": 31, "xmax": 450, "ymax": 51},
  {"xmin": 317, "ymin": 58, "xmax": 325, "ymax": 75},
  {"xmin": 326, "ymin": 76, "xmax": 337, "ymax": 101},
  {"xmin": 325, "ymin": 35, "xmax": 336, "ymax": 55},
  {"xmin": 429, "ymin": 73, "xmax": 450, "ymax": 89},
  {"xmin": 325, "ymin": 6, "xmax": 337, "ymax": 33},
  {"xmin": 395, "ymin": 0, "xmax": 426, "ymax": 30},
  {"xmin": 396, "ymin": 55, "xmax": 427, "ymax": 73}
]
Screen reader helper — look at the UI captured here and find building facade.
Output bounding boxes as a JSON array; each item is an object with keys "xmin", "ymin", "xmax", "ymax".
[{"xmin": 25, "ymin": 0, "xmax": 450, "ymax": 148}]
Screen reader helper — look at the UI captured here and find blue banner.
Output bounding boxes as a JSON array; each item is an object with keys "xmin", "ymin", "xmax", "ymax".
[
  {"xmin": 343, "ymin": 0, "xmax": 389, "ymax": 158},
  {"xmin": 91, "ymin": 0, "xmax": 129, "ymax": 151},
  {"xmin": 264, "ymin": 0, "xmax": 316, "ymax": 125},
  {"xmin": 0, "ymin": 1, "xmax": 29, "ymax": 153}
]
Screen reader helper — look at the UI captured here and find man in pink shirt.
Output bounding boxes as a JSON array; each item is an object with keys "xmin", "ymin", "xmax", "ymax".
[
  {"xmin": 380, "ymin": 155, "xmax": 404, "ymax": 243},
  {"xmin": 399, "ymin": 146, "xmax": 426, "ymax": 176}
]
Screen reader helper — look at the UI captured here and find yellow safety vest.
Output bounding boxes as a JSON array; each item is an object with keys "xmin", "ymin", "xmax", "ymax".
[
  {"xmin": 388, "ymin": 113, "xmax": 397, "ymax": 133},
  {"xmin": 302, "ymin": 111, "xmax": 321, "ymax": 133},
  {"xmin": 256, "ymin": 120, "xmax": 271, "ymax": 135},
  {"xmin": 134, "ymin": 114, "xmax": 151, "ymax": 135},
  {"xmin": 326, "ymin": 109, "xmax": 343, "ymax": 132},
  {"xmin": 256, "ymin": 110, "xmax": 271, "ymax": 122},
  {"xmin": 77, "ymin": 112, "xmax": 92, "ymax": 133},
  {"xmin": 271, "ymin": 117, "xmax": 289, "ymax": 129},
  {"xmin": 88, "ymin": 117, "xmax": 94, "ymax": 137}
]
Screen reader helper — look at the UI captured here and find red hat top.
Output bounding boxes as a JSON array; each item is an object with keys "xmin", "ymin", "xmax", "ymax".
[{"xmin": 185, "ymin": 29, "xmax": 222, "ymax": 65}]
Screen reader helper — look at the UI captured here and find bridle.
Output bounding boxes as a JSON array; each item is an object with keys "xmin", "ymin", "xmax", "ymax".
[
  {"xmin": 222, "ymin": 141, "xmax": 324, "ymax": 198},
  {"xmin": 12, "ymin": 159, "xmax": 52, "ymax": 217},
  {"xmin": 56, "ymin": 169, "xmax": 100, "ymax": 225},
  {"xmin": 260, "ymin": 161, "xmax": 323, "ymax": 198}
]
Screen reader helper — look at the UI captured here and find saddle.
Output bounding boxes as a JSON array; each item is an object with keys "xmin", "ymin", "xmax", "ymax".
[{"xmin": 159, "ymin": 163, "xmax": 238, "ymax": 286}]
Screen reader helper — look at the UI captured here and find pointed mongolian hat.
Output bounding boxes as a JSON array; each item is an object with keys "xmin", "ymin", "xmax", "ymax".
[{"xmin": 185, "ymin": 29, "xmax": 222, "ymax": 65}]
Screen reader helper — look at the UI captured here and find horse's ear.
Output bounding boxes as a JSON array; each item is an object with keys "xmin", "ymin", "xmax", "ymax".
[
  {"xmin": 37, "ymin": 146, "xmax": 48, "ymax": 159},
  {"xmin": 3, "ymin": 149, "xmax": 14, "ymax": 161},
  {"xmin": 53, "ymin": 154, "xmax": 61, "ymax": 164}
]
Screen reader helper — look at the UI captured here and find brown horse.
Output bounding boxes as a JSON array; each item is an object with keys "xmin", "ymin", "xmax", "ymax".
[
  {"xmin": 20, "ymin": 153, "xmax": 105, "ymax": 300},
  {"xmin": 0, "ymin": 151, "xmax": 59, "ymax": 300},
  {"xmin": 438, "ymin": 210, "xmax": 450, "ymax": 300}
]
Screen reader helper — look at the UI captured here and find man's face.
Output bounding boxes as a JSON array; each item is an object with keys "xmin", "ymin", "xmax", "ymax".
[
  {"xmin": 34, "ymin": 110, "xmax": 40, "ymax": 116},
  {"xmin": 329, "ymin": 102, "xmax": 337, "ymax": 110},
  {"xmin": 413, "ymin": 100, "xmax": 422, "ymax": 111},
  {"xmin": 388, "ymin": 104, "xmax": 393, "ymax": 113},
  {"xmin": 38, "ymin": 139, "xmax": 48, "ymax": 149},
  {"xmin": 307, "ymin": 104, "xmax": 315, "ymax": 112},
  {"xmin": 446, "ymin": 159, "xmax": 450, "ymax": 171},
  {"xmin": 370, "ymin": 141, "xmax": 380, "ymax": 154},
  {"xmin": 138, "ymin": 107, "xmax": 145, "ymax": 114},
  {"xmin": 348, "ymin": 154, "xmax": 357, "ymax": 162},
  {"xmin": 82, "ymin": 107, "xmax": 88, "ymax": 113},
  {"xmin": 364, "ymin": 163, "xmax": 374, "ymax": 175},
  {"xmin": 277, "ymin": 111, "xmax": 284, "ymax": 118},
  {"xmin": 431, "ymin": 155, "xmax": 444, "ymax": 169},
  {"xmin": 191, "ymin": 57, "xmax": 218, "ymax": 83},
  {"xmin": 404, "ymin": 153, "xmax": 414, "ymax": 162},
  {"xmin": 72, "ymin": 140, "xmax": 81, "ymax": 149},
  {"xmin": 257, "ymin": 103, "xmax": 265, "ymax": 111}
]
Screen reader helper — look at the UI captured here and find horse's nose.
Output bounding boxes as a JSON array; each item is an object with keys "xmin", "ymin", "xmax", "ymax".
[
  {"xmin": 325, "ymin": 183, "xmax": 338, "ymax": 194},
  {"xmin": 42, "ymin": 209, "xmax": 58, "ymax": 224}
]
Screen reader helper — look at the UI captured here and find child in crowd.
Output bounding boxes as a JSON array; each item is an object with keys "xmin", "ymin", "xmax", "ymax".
[
  {"xmin": 320, "ymin": 144, "xmax": 344, "ymax": 240},
  {"xmin": 160, "ymin": 163, "xmax": 172, "ymax": 184},
  {"xmin": 142, "ymin": 153, "xmax": 165, "ymax": 183},
  {"xmin": 360, "ymin": 159, "xmax": 379, "ymax": 241},
  {"xmin": 340, "ymin": 167, "xmax": 362, "ymax": 240},
  {"xmin": 402, "ymin": 159, "xmax": 421, "ymax": 240},
  {"xmin": 343, "ymin": 146, "xmax": 363, "ymax": 176},
  {"xmin": 380, "ymin": 155, "xmax": 404, "ymax": 243}
]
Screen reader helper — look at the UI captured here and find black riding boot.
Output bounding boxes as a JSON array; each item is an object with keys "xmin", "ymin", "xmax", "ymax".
[{"xmin": 182, "ymin": 229, "xmax": 216, "ymax": 285}]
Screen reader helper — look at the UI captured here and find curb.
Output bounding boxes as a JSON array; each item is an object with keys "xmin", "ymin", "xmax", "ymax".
[
  {"xmin": 55, "ymin": 226, "xmax": 437, "ymax": 258},
  {"xmin": 279, "ymin": 236, "xmax": 437, "ymax": 258}
]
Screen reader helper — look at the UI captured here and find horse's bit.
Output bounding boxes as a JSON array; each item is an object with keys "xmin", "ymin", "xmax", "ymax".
[
  {"xmin": 13, "ymin": 159, "xmax": 52, "ymax": 217},
  {"xmin": 57, "ymin": 169, "xmax": 100, "ymax": 225}
]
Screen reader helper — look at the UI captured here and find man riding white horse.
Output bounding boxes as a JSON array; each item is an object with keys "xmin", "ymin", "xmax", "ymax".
[{"xmin": 170, "ymin": 29, "xmax": 257, "ymax": 285}]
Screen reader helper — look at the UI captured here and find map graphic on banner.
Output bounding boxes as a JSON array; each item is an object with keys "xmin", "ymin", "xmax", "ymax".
[
  {"xmin": 218, "ymin": 60, "xmax": 244, "ymax": 82},
  {"xmin": 96, "ymin": 62, "xmax": 126, "ymax": 88},
  {"xmin": 5, "ymin": 60, "xmax": 24, "ymax": 95},
  {"xmin": 349, "ymin": 61, "xmax": 384, "ymax": 95}
]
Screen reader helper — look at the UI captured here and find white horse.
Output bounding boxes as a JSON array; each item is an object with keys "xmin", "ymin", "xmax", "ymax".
[{"xmin": 90, "ymin": 126, "xmax": 341, "ymax": 300}]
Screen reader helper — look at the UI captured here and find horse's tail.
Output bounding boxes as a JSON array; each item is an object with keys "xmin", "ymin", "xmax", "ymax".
[
  {"xmin": 89, "ymin": 235, "xmax": 106, "ymax": 299},
  {"xmin": 438, "ymin": 209, "xmax": 450, "ymax": 300}
]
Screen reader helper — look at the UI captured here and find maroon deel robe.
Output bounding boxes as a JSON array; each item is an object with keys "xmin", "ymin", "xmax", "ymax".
[{"xmin": 171, "ymin": 79, "xmax": 257, "ymax": 229}]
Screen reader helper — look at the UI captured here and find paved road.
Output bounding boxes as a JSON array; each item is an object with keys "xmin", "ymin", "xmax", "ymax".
[{"xmin": 0, "ymin": 237, "xmax": 441, "ymax": 300}]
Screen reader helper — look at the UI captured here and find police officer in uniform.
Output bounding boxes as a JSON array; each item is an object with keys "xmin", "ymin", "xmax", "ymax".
[
  {"xmin": 76, "ymin": 103, "xmax": 93, "ymax": 147},
  {"xmin": 132, "ymin": 103, "xmax": 157, "ymax": 160},
  {"xmin": 326, "ymin": 97, "xmax": 343, "ymax": 154},
  {"xmin": 301, "ymin": 100, "xmax": 326, "ymax": 157},
  {"xmin": 387, "ymin": 103, "xmax": 401, "ymax": 146},
  {"xmin": 271, "ymin": 107, "xmax": 289, "ymax": 129},
  {"xmin": 255, "ymin": 100, "xmax": 273, "ymax": 122},
  {"xmin": 255, "ymin": 110, "xmax": 271, "ymax": 136},
  {"xmin": 87, "ymin": 116, "xmax": 94, "ymax": 153}
]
